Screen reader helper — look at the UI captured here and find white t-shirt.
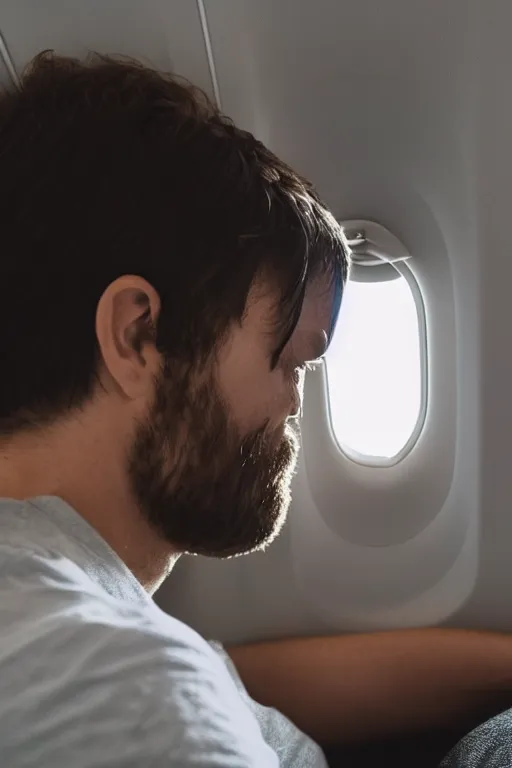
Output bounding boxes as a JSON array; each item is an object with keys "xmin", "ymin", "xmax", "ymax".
[{"xmin": 0, "ymin": 495, "xmax": 327, "ymax": 767}]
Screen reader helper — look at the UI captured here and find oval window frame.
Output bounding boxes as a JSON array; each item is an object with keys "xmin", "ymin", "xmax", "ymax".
[{"xmin": 323, "ymin": 261, "xmax": 428, "ymax": 468}]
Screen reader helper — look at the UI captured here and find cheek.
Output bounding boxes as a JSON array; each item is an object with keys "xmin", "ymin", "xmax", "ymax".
[{"xmin": 216, "ymin": 335, "xmax": 293, "ymax": 433}]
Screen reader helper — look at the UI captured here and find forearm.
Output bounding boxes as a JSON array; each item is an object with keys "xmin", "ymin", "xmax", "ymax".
[{"xmin": 227, "ymin": 629, "xmax": 512, "ymax": 745}]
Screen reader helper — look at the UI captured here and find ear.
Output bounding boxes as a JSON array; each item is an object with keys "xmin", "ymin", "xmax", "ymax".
[{"xmin": 95, "ymin": 275, "xmax": 162, "ymax": 399}]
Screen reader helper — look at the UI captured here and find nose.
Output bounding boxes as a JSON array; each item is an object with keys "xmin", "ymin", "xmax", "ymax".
[
  {"xmin": 289, "ymin": 380, "xmax": 303, "ymax": 420},
  {"xmin": 292, "ymin": 367, "xmax": 307, "ymax": 417}
]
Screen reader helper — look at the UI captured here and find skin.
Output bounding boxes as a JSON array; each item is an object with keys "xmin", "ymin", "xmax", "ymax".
[
  {"xmin": 228, "ymin": 629, "xmax": 512, "ymax": 746},
  {"xmin": 0, "ymin": 272, "xmax": 333, "ymax": 591}
]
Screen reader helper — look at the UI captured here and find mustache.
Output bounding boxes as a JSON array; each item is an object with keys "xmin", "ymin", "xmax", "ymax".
[{"xmin": 239, "ymin": 418, "xmax": 299, "ymax": 461}]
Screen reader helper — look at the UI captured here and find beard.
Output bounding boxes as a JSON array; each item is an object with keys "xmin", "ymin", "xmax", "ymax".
[{"xmin": 127, "ymin": 365, "xmax": 299, "ymax": 558}]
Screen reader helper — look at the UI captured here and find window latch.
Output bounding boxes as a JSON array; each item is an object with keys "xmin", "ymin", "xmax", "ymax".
[{"xmin": 341, "ymin": 219, "xmax": 411, "ymax": 282}]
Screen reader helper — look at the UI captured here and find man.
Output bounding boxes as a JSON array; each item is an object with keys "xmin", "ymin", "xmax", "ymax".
[{"xmin": 1, "ymin": 51, "xmax": 512, "ymax": 768}]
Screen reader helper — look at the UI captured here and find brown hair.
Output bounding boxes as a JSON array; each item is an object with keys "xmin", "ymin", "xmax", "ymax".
[{"xmin": 0, "ymin": 51, "xmax": 348, "ymax": 434}]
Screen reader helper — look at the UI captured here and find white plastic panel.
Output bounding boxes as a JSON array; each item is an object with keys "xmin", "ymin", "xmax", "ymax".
[
  {"xmin": 0, "ymin": 0, "xmax": 213, "ymax": 95},
  {"xmin": 157, "ymin": 0, "xmax": 483, "ymax": 641},
  {"xmin": 5, "ymin": 0, "xmax": 512, "ymax": 637},
  {"xmin": 449, "ymin": 1, "xmax": 512, "ymax": 632}
]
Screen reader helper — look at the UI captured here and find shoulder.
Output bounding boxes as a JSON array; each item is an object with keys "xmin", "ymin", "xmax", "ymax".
[
  {"xmin": 0, "ymin": 543, "xmax": 276, "ymax": 766},
  {"xmin": 3, "ymin": 595, "xmax": 277, "ymax": 766}
]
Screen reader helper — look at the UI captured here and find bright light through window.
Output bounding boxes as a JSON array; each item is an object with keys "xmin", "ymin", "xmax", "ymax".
[{"xmin": 325, "ymin": 272, "xmax": 424, "ymax": 461}]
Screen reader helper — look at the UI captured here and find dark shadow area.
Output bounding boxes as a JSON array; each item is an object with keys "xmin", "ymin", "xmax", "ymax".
[
  {"xmin": 322, "ymin": 700, "xmax": 512, "ymax": 768},
  {"xmin": 323, "ymin": 727, "xmax": 468, "ymax": 768}
]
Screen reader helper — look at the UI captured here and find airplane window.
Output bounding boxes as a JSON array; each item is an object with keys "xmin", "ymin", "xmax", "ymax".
[{"xmin": 325, "ymin": 267, "xmax": 425, "ymax": 463}]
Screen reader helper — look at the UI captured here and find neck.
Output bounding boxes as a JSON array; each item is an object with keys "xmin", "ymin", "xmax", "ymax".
[{"xmin": 0, "ymin": 415, "xmax": 180, "ymax": 593}]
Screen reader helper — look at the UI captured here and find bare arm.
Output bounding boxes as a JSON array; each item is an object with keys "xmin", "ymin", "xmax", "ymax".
[{"xmin": 227, "ymin": 629, "xmax": 512, "ymax": 745}]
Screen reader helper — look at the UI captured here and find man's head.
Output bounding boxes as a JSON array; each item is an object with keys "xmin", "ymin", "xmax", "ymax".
[{"xmin": 0, "ymin": 52, "xmax": 348, "ymax": 562}]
